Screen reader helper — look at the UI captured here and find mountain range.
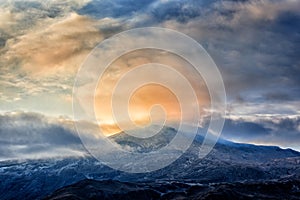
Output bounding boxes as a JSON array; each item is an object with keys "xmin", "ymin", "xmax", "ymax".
[{"xmin": 1, "ymin": 127, "xmax": 299, "ymax": 199}]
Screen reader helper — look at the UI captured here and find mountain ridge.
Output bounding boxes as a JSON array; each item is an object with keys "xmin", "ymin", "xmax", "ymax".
[{"xmin": 1, "ymin": 128, "xmax": 300, "ymax": 199}]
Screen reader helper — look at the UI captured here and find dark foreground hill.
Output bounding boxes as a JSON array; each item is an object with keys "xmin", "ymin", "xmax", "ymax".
[{"xmin": 45, "ymin": 179, "xmax": 300, "ymax": 200}]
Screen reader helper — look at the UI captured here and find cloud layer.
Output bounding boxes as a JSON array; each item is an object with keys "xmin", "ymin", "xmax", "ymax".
[
  {"xmin": 223, "ymin": 115, "xmax": 300, "ymax": 151},
  {"xmin": 0, "ymin": 112, "xmax": 86, "ymax": 160},
  {"xmin": 0, "ymin": 111, "xmax": 299, "ymax": 162}
]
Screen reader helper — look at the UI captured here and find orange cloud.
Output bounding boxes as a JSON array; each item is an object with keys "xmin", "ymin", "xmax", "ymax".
[
  {"xmin": 128, "ymin": 84, "xmax": 181, "ymax": 125},
  {"xmin": 94, "ymin": 49, "xmax": 210, "ymax": 136},
  {"xmin": 4, "ymin": 13, "xmax": 107, "ymax": 75}
]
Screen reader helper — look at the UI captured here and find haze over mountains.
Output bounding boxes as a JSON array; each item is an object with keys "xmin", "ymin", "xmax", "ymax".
[{"xmin": 1, "ymin": 125, "xmax": 299, "ymax": 199}]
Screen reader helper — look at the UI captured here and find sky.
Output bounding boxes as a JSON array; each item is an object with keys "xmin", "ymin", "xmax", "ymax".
[{"xmin": 0, "ymin": 0, "xmax": 299, "ymax": 159}]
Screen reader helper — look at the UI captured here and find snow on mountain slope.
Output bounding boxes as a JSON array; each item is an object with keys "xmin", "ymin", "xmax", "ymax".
[{"xmin": 0, "ymin": 126, "xmax": 299, "ymax": 199}]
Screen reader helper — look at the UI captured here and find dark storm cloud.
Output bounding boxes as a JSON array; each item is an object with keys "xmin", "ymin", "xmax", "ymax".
[
  {"xmin": 269, "ymin": 117, "xmax": 300, "ymax": 134},
  {"xmin": 0, "ymin": 112, "xmax": 86, "ymax": 160},
  {"xmin": 263, "ymin": 92, "xmax": 292, "ymax": 102},
  {"xmin": 204, "ymin": 3, "xmax": 300, "ymax": 104},
  {"xmin": 222, "ymin": 116, "xmax": 300, "ymax": 150},
  {"xmin": 222, "ymin": 119, "xmax": 272, "ymax": 140},
  {"xmin": 137, "ymin": 0, "xmax": 300, "ymax": 107}
]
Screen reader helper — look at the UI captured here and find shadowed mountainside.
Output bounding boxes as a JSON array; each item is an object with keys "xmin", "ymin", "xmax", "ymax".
[{"xmin": 45, "ymin": 179, "xmax": 300, "ymax": 200}]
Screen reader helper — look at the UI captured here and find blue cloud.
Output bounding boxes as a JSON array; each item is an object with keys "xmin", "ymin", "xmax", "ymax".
[
  {"xmin": 0, "ymin": 112, "xmax": 86, "ymax": 160},
  {"xmin": 77, "ymin": 0, "xmax": 156, "ymax": 19},
  {"xmin": 222, "ymin": 116, "xmax": 300, "ymax": 150}
]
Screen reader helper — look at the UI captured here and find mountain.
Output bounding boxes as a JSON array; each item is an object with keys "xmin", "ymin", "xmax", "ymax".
[
  {"xmin": 1, "ymin": 127, "xmax": 300, "ymax": 199},
  {"xmin": 109, "ymin": 126, "xmax": 177, "ymax": 152}
]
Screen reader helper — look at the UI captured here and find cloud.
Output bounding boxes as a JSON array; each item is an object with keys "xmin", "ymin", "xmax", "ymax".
[
  {"xmin": 219, "ymin": 0, "xmax": 300, "ymax": 23},
  {"xmin": 222, "ymin": 115, "xmax": 300, "ymax": 151},
  {"xmin": 222, "ymin": 119, "xmax": 272, "ymax": 140},
  {"xmin": 0, "ymin": 7, "xmax": 18, "ymax": 30},
  {"xmin": 155, "ymin": 0, "xmax": 300, "ymax": 114},
  {"xmin": 0, "ymin": 0, "xmax": 91, "ymax": 46},
  {"xmin": 77, "ymin": 0, "xmax": 157, "ymax": 19},
  {"xmin": 4, "ymin": 13, "xmax": 104, "ymax": 75},
  {"xmin": 0, "ymin": 1, "xmax": 123, "ymax": 110},
  {"xmin": 263, "ymin": 92, "xmax": 292, "ymax": 102},
  {"xmin": 0, "ymin": 111, "xmax": 87, "ymax": 161},
  {"xmin": 93, "ymin": 49, "xmax": 210, "ymax": 135}
]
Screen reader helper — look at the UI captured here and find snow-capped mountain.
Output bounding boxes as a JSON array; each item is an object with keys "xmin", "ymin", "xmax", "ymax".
[{"xmin": 1, "ymin": 126, "xmax": 300, "ymax": 199}]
